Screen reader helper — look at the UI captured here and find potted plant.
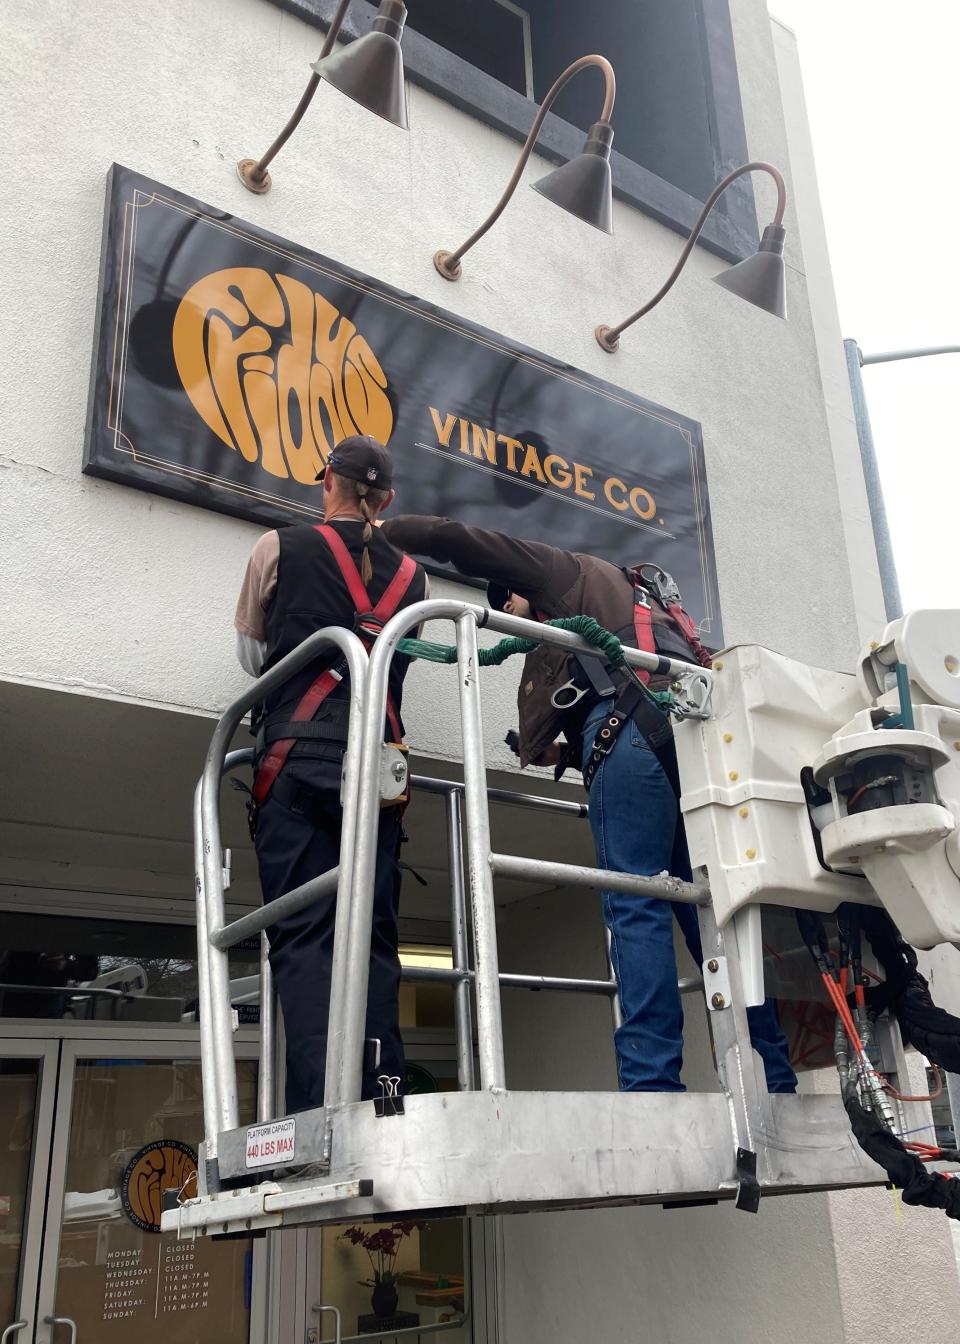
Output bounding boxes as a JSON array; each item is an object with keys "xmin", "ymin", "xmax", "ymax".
[{"xmin": 339, "ymin": 1220, "xmax": 427, "ymax": 1319}]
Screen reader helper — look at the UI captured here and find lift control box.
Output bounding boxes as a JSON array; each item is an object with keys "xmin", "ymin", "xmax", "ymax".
[{"xmin": 676, "ymin": 610, "xmax": 960, "ymax": 959}]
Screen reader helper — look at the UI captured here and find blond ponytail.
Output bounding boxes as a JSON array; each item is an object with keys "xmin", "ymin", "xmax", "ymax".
[{"xmin": 355, "ymin": 482, "xmax": 376, "ymax": 585}]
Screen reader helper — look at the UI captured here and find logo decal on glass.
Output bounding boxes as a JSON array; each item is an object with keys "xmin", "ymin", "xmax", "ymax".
[{"xmin": 120, "ymin": 1139, "xmax": 198, "ymax": 1233}]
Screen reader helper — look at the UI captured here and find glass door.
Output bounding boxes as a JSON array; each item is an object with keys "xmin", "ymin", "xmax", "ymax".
[
  {"xmin": 31, "ymin": 1040, "xmax": 261, "ymax": 1344},
  {"xmin": 307, "ymin": 1031, "xmax": 472, "ymax": 1342},
  {"xmin": 0, "ymin": 1041, "xmax": 58, "ymax": 1344}
]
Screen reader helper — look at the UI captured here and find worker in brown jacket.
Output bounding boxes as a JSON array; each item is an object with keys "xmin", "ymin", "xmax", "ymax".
[{"xmin": 380, "ymin": 514, "xmax": 796, "ymax": 1093}]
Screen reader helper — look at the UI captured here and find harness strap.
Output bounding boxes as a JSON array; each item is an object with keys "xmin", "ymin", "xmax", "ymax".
[
  {"xmin": 664, "ymin": 602, "xmax": 713, "ymax": 669},
  {"xmin": 316, "ymin": 526, "xmax": 418, "ymax": 742},
  {"xmin": 252, "ymin": 526, "xmax": 417, "ymax": 805},
  {"xmin": 253, "ymin": 665, "xmax": 345, "ymax": 804},
  {"xmin": 631, "ymin": 587, "xmax": 655, "ymax": 687},
  {"xmin": 576, "ymin": 569, "xmax": 708, "ymax": 793},
  {"xmin": 582, "ymin": 680, "xmax": 679, "ymax": 796}
]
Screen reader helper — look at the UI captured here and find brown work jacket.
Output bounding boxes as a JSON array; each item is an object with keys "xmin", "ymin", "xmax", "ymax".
[{"xmin": 380, "ymin": 515, "xmax": 694, "ymax": 768}]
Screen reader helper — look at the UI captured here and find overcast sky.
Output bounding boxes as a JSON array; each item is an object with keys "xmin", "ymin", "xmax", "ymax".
[{"xmin": 768, "ymin": 1, "xmax": 960, "ymax": 612}]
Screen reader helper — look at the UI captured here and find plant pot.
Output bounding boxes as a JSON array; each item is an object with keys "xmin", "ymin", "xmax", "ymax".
[{"xmin": 371, "ymin": 1281, "xmax": 399, "ymax": 1318}]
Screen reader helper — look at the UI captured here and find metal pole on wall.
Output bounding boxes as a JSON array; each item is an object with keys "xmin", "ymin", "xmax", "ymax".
[{"xmin": 843, "ymin": 338, "xmax": 903, "ymax": 622}]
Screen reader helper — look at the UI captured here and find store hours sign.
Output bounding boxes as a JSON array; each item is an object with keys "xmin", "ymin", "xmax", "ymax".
[{"xmin": 85, "ymin": 164, "xmax": 722, "ymax": 639}]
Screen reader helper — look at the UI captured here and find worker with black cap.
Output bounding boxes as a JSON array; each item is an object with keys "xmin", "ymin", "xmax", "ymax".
[
  {"xmin": 235, "ymin": 435, "xmax": 427, "ymax": 1114},
  {"xmin": 379, "ymin": 513, "xmax": 796, "ymax": 1095}
]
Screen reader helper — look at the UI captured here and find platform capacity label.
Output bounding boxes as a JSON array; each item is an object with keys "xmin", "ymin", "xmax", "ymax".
[{"xmin": 245, "ymin": 1117, "xmax": 296, "ymax": 1168}]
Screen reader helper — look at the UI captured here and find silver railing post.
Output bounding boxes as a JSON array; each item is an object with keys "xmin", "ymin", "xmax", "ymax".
[
  {"xmin": 446, "ymin": 788, "xmax": 476, "ymax": 1091},
  {"xmin": 326, "ymin": 602, "xmax": 488, "ymax": 1109},
  {"xmin": 455, "ymin": 610, "xmax": 507, "ymax": 1091},
  {"xmin": 194, "ymin": 748, "xmax": 253, "ymax": 1153},
  {"xmin": 323, "ymin": 643, "xmax": 395, "ymax": 1109},
  {"xmin": 197, "ymin": 627, "xmax": 368, "ymax": 1138},
  {"xmin": 604, "ymin": 927, "xmax": 624, "ymax": 1034},
  {"xmin": 319, "ymin": 629, "xmax": 369, "ymax": 1132},
  {"xmin": 258, "ymin": 931, "xmax": 276, "ymax": 1124},
  {"xmin": 194, "ymin": 777, "xmax": 222, "ymax": 1153}
]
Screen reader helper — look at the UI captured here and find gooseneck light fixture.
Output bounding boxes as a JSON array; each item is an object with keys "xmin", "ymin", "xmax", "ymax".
[
  {"xmin": 434, "ymin": 54, "xmax": 617, "ymax": 281},
  {"xmin": 594, "ymin": 160, "xmax": 788, "ymax": 351},
  {"xmin": 237, "ymin": 0, "xmax": 409, "ymax": 195}
]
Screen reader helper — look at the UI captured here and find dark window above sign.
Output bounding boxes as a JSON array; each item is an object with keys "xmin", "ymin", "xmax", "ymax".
[
  {"xmin": 406, "ymin": 0, "xmax": 531, "ymax": 97},
  {"xmin": 268, "ymin": 0, "xmax": 757, "ymax": 262}
]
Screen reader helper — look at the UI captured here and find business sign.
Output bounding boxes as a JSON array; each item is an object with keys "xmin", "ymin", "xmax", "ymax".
[{"xmin": 86, "ymin": 165, "xmax": 721, "ymax": 638}]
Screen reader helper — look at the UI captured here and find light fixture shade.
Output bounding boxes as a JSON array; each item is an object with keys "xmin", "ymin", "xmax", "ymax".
[
  {"xmin": 311, "ymin": 1, "xmax": 408, "ymax": 130},
  {"xmin": 712, "ymin": 224, "xmax": 787, "ymax": 319},
  {"xmin": 531, "ymin": 121, "xmax": 614, "ymax": 235}
]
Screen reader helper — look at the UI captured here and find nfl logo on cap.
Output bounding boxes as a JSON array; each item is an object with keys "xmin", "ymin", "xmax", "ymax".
[{"xmin": 316, "ymin": 434, "xmax": 394, "ymax": 489}]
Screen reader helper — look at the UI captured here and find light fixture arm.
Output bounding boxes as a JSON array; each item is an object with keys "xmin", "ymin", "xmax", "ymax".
[
  {"xmin": 596, "ymin": 161, "xmax": 786, "ymax": 349},
  {"xmin": 239, "ymin": 0, "xmax": 353, "ymax": 192},
  {"xmin": 434, "ymin": 55, "xmax": 616, "ymax": 279}
]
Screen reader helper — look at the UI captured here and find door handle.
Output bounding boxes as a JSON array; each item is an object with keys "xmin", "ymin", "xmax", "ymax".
[
  {"xmin": 44, "ymin": 1317, "xmax": 77, "ymax": 1344},
  {"xmin": 0, "ymin": 1322, "xmax": 28, "ymax": 1344},
  {"xmin": 310, "ymin": 1303, "xmax": 342, "ymax": 1344}
]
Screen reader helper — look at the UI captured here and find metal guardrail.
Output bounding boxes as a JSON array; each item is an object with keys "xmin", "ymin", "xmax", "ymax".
[
  {"xmin": 322, "ymin": 599, "xmax": 711, "ymax": 1115},
  {"xmin": 192, "ymin": 599, "xmax": 714, "ymax": 1158}
]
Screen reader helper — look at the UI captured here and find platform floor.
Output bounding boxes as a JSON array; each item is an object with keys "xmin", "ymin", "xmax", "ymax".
[{"xmin": 174, "ymin": 1089, "xmax": 886, "ymax": 1233}]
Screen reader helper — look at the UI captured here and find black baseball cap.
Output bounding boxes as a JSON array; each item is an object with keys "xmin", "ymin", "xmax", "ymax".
[
  {"xmin": 317, "ymin": 434, "xmax": 393, "ymax": 489},
  {"xmin": 487, "ymin": 581, "xmax": 510, "ymax": 612}
]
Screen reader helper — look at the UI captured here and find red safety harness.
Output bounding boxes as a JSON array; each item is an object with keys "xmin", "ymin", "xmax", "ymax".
[
  {"xmin": 252, "ymin": 524, "xmax": 417, "ymax": 805},
  {"xmin": 579, "ymin": 565, "xmax": 712, "ymax": 795},
  {"xmin": 626, "ymin": 565, "xmax": 713, "ymax": 682}
]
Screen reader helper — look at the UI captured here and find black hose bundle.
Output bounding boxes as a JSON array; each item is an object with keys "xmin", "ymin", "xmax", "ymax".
[
  {"xmin": 845, "ymin": 903, "xmax": 960, "ymax": 1074},
  {"xmin": 796, "ymin": 904, "xmax": 960, "ymax": 1222},
  {"xmin": 843, "ymin": 1093, "xmax": 960, "ymax": 1219}
]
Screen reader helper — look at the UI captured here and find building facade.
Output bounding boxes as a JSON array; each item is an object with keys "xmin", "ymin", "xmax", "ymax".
[{"xmin": 2, "ymin": 1, "xmax": 959, "ymax": 1340}]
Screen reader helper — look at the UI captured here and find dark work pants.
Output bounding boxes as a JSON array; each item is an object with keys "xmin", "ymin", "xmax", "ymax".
[{"xmin": 254, "ymin": 783, "xmax": 405, "ymax": 1115}]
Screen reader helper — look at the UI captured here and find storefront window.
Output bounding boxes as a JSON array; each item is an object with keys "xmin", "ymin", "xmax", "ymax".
[{"xmin": 0, "ymin": 914, "xmax": 259, "ymax": 1025}]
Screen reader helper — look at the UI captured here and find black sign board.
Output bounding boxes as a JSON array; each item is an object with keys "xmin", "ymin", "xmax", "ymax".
[{"xmin": 86, "ymin": 165, "xmax": 721, "ymax": 639}]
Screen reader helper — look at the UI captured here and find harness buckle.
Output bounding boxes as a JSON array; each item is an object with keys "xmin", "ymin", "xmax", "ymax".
[
  {"xmin": 594, "ymin": 716, "xmax": 623, "ymax": 755},
  {"xmin": 639, "ymin": 564, "xmax": 682, "ymax": 609},
  {"xmin": 550, "ymin": 679, "xmax": 590, "ymax": 711},
  {"xmin": 354, "ymin": 611, "xmax": 384, "ymax": 639}
]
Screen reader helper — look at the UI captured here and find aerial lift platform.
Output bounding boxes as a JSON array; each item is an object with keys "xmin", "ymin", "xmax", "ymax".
[{"xmin": 164, "ymin": 601, "xmax": 960, "ymax": 1239}]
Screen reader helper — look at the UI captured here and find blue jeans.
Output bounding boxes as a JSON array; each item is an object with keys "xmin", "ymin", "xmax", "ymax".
[{"xmin": 581, "ymin": 700, "xmax": 797, "ymax": 1094}]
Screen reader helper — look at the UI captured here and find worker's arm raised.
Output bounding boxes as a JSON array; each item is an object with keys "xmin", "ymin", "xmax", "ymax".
[{"xmin": 380, "ymin": 515, "xmax": 578, "ymax": 610}]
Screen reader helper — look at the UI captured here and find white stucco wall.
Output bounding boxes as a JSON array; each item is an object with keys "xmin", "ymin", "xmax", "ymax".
[
  {"xmin": 2, "ymin": 0, "xmax": 877, "ymax": 785},
  {"xmin": 770, "ymin": 17, "xmax": 886, "ymax": 646}
]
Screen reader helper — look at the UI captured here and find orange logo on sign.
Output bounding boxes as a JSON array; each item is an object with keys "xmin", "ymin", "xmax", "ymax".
[
  {"xmin": 121, "ymin": 1140, "xmax": 197, "ymax": 1233},
  {"xmin": 172, "ymin": 268, "xmax": 393, "ymax": 483}
]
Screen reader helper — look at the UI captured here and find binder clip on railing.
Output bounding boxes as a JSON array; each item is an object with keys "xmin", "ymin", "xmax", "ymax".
[{"xmin": 375, "ymin": 1074, "xmax": 404, "ymax": 1118}]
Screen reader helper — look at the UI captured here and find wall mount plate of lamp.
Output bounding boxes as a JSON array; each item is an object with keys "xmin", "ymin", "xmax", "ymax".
[
  {"xmin": 433, "ymin": 54, "xmax": 617, "ymax": 280},
  {"xmin": 594, "ymin": 161, "xmax": 788, "ymax": 351},
  {"xmin": 237, "ymin": 0, "xmax": 409, "ymax": 195}
]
